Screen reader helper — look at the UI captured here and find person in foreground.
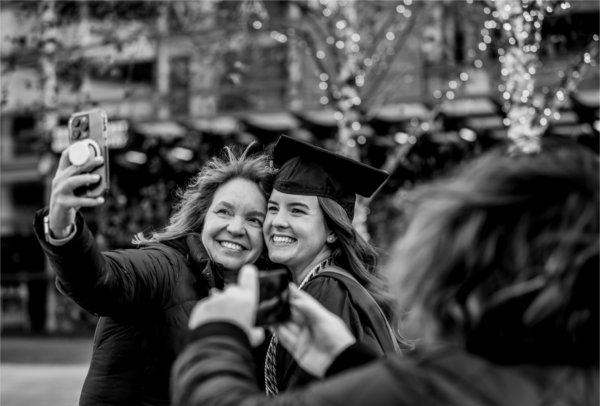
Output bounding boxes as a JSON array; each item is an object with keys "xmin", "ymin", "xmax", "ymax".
[
  {"xmin": 33, "ymin": 143, "xmax": 273, "ymax": 406},
  {"xmin": 172, "ymin": 138, "xmax": 599, "ymax": 406},
  {"xmin": 261, "ymin": 135, "xmax": 404, "ymax": 394}
]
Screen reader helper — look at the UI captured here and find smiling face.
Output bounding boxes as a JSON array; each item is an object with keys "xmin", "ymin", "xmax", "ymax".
[
  {"xmin": 264, "ymin": 190, "xmax": 332, "ymax": 281},
  {"xmin": 201, "ymin": 178, "xmax": 266, "ymax": 275}
]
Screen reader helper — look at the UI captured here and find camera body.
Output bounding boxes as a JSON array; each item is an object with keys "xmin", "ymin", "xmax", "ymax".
[
  {"xmin": 255, "ymin": 268, "xmax": 292, "ymax": 327},
  {"xmin": 67, "ymin": 109, "xmax": 109, "ymax": 197}
]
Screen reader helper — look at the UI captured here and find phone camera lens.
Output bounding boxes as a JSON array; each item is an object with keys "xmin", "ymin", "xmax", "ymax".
[
  {"xmin": 72, "ymin": 118, "xmax": 81, "ymax": 127},
  {"xmin": 72, "ymin": 129, "xmax": 81, "ymax": 139}
]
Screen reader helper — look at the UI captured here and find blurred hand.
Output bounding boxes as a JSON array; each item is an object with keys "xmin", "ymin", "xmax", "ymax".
[
  {"xmin": 49, "ymin": 148, "xmax": 105, "ymax": 237},
  {"xmin": 275, "ymin": 286, "xmax": 355, "ymax": 378},
  {"xmin": 188, "ymin": 264, "xmax": 265, "ymax": 346}
]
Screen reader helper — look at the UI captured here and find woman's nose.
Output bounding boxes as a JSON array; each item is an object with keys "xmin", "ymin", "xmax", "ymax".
[
  {"xmin": 269, "ymin": 210, "xmax": 289, "ymax": 228},
  {"xmin": 226, "ymin": 216, "xmax": 245, "ymax": 234}
]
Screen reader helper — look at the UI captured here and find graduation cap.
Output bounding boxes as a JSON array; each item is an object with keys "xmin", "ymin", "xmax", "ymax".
[{"xmin": 271, "ymin": 135, "xmax": 390, "ymax": 220}]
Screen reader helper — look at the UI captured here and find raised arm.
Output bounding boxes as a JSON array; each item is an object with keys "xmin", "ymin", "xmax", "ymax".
[{"xmin": 33, "ymin": 147, "xmax": 181, "ymax": 316}]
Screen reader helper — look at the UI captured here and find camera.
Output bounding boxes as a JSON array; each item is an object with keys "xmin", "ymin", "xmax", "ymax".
[
  {"xmin": 67, "ymin": 108, "xmax": 109, "ymax": 197},
  {"xmin": 255, "ymin": 267, "xmax": 292, "ymax": 327}
]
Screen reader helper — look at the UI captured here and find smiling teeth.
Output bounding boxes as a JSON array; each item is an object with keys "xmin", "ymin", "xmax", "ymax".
[
  {"xmin": 272, "ymin": 236, "xmax": 295, "ymax": 244},
  {"xmin": 221, "ymin": 241, "xmax": 243, "ymax": 251}
]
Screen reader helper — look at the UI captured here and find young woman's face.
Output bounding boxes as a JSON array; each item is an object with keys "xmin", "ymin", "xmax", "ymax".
[
  {"xmin": 201, "ymin": 178, "xmax": 266, "ymax": 272},
  {"xmin": 264, "ymin": 190, "xmax": 331, "ymax": 278}
]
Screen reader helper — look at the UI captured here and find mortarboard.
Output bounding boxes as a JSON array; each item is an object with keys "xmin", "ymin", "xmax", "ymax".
[{"xmin": 271, "ymin": 135, "xmax": 390, "ymax": 220}]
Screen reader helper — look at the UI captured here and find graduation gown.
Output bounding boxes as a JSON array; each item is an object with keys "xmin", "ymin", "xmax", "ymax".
[{"xmin": 268, "ymin": 270, "xmax": 397, "ymax": 391}]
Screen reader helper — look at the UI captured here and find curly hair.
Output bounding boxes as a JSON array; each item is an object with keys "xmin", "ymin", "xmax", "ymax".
[
  {"xmin": 388, "ymin": 139, "xmax": 599, "ymax": 364},
  {"xmin": 133, "ymin": 143, "xmax": 273, "ymax": 244}
]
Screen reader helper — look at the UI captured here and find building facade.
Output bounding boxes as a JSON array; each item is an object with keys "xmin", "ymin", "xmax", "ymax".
[{"xmin": 1, "ymin": 0, "xmax": 597, "ymax": 333}]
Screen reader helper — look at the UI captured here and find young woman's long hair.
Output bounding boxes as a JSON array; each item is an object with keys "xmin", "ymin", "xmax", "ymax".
[
  {"xmin": 318, "ymin": 197, "xmax": 396, "ymax": 321},
  {"xmin": 388, "ymin": 139, "xmax": 598, "ymax": 364},
  {"xmin": 133, "ymin": 144, "xmax": 273, "ymax": 245}
]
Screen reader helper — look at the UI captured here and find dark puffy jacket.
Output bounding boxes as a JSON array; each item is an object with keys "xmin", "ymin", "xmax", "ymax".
[
  {"xmin": 33, "ymin": 208, "xmax": 215, "ymax": 406},
  {"xmin": 79, "ymin": 316, "xmax": 144, "ymax": 405}
]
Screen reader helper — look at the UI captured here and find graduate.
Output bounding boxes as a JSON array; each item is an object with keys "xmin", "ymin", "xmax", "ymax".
[{"xmin": 259, "ymin": 135, "xmax": 405, "ymax": 394}]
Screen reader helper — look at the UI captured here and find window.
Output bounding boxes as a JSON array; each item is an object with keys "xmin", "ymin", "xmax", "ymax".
[
  {"xmin": 89, "ymin": 61, "xmax": 154, "ymax": 84},
  {"xmin": 12, "ymin": 115, "xmax": 40, "ymax": 156}
]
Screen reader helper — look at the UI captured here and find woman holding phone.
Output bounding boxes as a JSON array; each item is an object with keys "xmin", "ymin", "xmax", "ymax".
[{"xmin": 33, "ymin": 142, "xmax": 273, "ymax": 406}]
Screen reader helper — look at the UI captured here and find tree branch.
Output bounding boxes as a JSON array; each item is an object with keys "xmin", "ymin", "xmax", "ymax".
[{"xmin": 361, "ymin": 2, "xmax": 425, "ymax": 110}]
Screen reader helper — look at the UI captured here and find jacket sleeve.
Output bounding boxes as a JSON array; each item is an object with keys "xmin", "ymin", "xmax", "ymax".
[
  {"xmin": 33, "ymin": 208, "xmax": 182, "ymax": 316},
  {"xmin": 172, "ymin": 322, "xmax": 404, "ymax": 406}
]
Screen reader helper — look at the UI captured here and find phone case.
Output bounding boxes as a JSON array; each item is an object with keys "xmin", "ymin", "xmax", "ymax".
[{"xmin": 68, "ymin": 109, "xmax": 109, "ymax": 197}]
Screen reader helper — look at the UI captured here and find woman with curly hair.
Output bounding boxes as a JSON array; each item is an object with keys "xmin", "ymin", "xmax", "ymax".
[{"xmin": 34, "ymin": 143, "xmax": 273, "ymax": 405}]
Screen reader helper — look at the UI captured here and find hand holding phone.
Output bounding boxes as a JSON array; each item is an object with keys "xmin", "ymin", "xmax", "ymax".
[
  {"xmin": 255, "ymin": 268, "xmax": 292, "ymax": 327},
  {"xmin": 67, "ymin": 108, "xmax": 109, "ymax": 197}
]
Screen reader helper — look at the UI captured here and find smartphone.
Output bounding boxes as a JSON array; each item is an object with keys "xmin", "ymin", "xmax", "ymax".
[
  {"xmin": 255, "ymin": 268, "xmax": 292, "ymax": 327},
  {"xmin": 67, "ymin": 108, "xmax": 109, "ymax": 197}
]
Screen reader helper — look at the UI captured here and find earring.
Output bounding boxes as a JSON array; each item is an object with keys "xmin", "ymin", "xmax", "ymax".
[{"xmin": 327, "ymin": 235, "xmax": 335, "ymax": 243}]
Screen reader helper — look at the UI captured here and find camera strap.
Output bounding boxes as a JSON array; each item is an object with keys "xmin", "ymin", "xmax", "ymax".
[{"xmin": 320, "ymin": 267, "xmax": 401, "ymax": 354}]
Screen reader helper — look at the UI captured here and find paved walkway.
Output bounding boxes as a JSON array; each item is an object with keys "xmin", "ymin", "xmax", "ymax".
[
  {"xmin": 1, "ymin": 336, "xmax": 93, "ymax": 406},
  {"xmin": 2, "ymin": 364, "xmax": 89, "ymax": 406}
]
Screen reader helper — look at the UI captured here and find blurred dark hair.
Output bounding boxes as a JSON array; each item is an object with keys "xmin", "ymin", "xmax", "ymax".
[{"xmin": 388, "ymin": 138, "xmax": 599, "ymax": 365}]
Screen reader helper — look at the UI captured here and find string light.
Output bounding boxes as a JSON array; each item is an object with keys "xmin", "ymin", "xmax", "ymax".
[
  {"xmin": 492, "ymin": 0, "xmax": 572, "ymax": 154},
  {"xmin": 250, "ymin": 0, "xmax": 589, "ymax": 160},
  {"xmin": 428, "ymin": 1, "xmax": 496, "ymax": 108},
  {"xmin": 270, "ymin": 31, "xmax": 288, "ymax": 43},
  {"xmin": 533, "ymin": 36, "xmax": 599, "ymax": 129},
  {"xmin": 425, "ymin": 0, "xmax": 578, "ymax": 154},
  {"xmin": 259, "ymin": 0, "xmax": 419, "ymax": 159}
]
